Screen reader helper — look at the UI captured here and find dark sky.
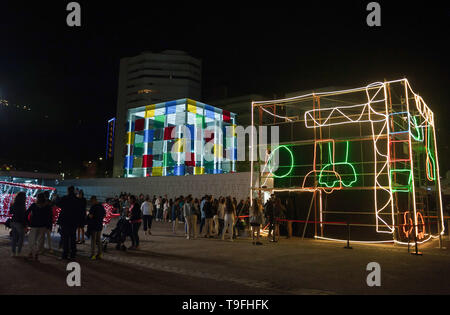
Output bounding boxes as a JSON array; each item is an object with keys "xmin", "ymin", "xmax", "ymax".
[{"xmin": 0, "ymin": 1, "xmax": 449, "ymax": 174}]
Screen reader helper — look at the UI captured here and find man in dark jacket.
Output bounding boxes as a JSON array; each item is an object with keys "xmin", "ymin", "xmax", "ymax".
[
  {"xmin": 88, "ymin": 196, "xmax": 106, "ymax": 260},
  {"xmin": 203, "ymin": 196, "xmax": 214, "ymax": 238},
  {"xmin": 56, "ymin": 186, "xmax": 83, "ymax": 260}
]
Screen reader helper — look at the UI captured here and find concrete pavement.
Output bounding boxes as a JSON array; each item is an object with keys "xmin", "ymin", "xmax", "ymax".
[{"xmin": 1, "ymin": 220, "xmax": 450, "ymax": 294}]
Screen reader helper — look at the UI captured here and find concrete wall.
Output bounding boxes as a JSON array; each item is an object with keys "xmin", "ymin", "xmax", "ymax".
[{"xmin": 54, "ymin": 172, "xmax": 254, "ymax": 202}]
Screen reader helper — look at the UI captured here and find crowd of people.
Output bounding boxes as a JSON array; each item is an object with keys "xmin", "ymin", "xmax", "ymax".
[
  {"xmin": 7, "ymin": 186, "xmax": 287, "ymax": 262},
  {"xmin": 8, "ymin": 186, "xmax": 106, "ymax": 261},
  {"xmin": 111, "ymin": 192, "xmax": 287, "ymax": 247}
]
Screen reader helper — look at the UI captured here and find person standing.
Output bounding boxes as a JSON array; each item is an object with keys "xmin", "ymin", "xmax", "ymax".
[
  {"xmin": 183, "ymin": 197, "xmax": 194, "ymax": 240},
  {"xmin": 155, "ymin": 196, "xmax": 161, "ymax": 222},
  {"xmin": 272, "ymin": 197, "xmax": 286, "ymax": 242},
  {"xmin": 9, "ymin": 192, "xmax": 27, "ymax": 257},
  {"xmin": 163, "ymin": 198, "xmax": 170, "ymax": 223},
  {"xmin": 76, "ymin": 190, "xmax": 87, "ymax": 245},
  {"xmin": 128, "ymin": 195, "xmax": 142, "ymax": 250},
  {"xmin": 56, "ymin": 186, "xmax": 83, "ymax": 260},
  {"xmin": 141, "ymin": 196, "xmax": 154, "ymax": 236},
  {"xmin": 217, "ymin": 197, "xmax": 226, "ymax": 237},
  {"xmin": 172, "ymin": 198, "xmax": 181, "ymax": 234},
  {"xmin": 38, "ymin": 191, "xmax": 54, "ymax": 254},
  {"xmin": 221, "ymin": 197, "xmax": 236, "ymax": 241},
  {"xmin": 87, "ymin": 196, "xmax": 106, "ymax": 260},
  {"xmin": 190, "ymin": 198, "xmax": 199, "ymax": 239},
  {"xmin": 27, "ymin": 193, "xmax": 53, "ymax": 261},
  {"xmin": 212, "ymin": 198, "xmax": 219, "ymax": 236},
  {"xmin": 264, "ymin": 195, "xmax": 275, "ymax": 241},
  {"xmin": 199, "ymin": 196, "xmax": 206, "ymax": 235},
  {"xmin": 233, "ymin": 199, "xmax": 245, "ymax": 239},
  {"xmin": 203, "ymin": 196, "xmax": 214, "ymax": 238},
  {"xmin": 250, "ymin": 198, "xmax": 264, "ymax": 245}
]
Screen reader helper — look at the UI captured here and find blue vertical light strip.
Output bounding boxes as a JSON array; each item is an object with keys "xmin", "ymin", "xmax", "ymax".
[{"xmin": 106, "ymin": 118, "xmax": 116, "ymax": 160}]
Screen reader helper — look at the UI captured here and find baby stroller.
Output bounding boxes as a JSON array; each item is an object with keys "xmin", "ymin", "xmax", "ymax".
[{"xmin": 102, "ymin": 217, "xmax": 131, "ymax": 252}]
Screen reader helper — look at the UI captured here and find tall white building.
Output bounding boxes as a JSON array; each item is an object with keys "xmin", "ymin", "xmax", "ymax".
[{"xmin": 113, "ymin": 50, "xmax": 202, "ymax": 177}]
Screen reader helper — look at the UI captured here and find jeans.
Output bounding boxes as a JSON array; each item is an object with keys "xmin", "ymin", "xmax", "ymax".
[
  {"xmin": 155, "ymin": 207, "xmax": 161, "ymax": 220},
  {"xmin": 199, "ymin": 218, "xmax": 205, "ymax": 234},
  {"xmin": 90, "ymin": 230, "xmax": 102, "ymax": 257},
  {"xmin": 11, "ymin": 222, "xmax": 25, "ymax": 254},
  {"xmin": 143, "ymin": 215, "xmax": 153, "ymax": 231},
  {"xmin": 218, "ymin": 218, "xmax": 225, "ymax": 236},
  {"xmin": 130, "ymin": 222, "xmax": 141, "ymax": 247},
  {"xmin": 28, "ymin": 227, "xmax": 47, "ymax": 257},
  {"xmin": 39, "ymin": 228, "xmax": 52, "ymax": 252},
  {"xmin": 61, "ymin": 226, "xmax": 77, "ymax": 258},
  {"xmin": 172, "ymin": 218, "xmax": 179, "ymax": 234}
]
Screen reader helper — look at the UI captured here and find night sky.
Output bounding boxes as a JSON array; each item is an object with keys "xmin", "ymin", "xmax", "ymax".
[{"xmin": 0, "ymin": 1, "xmax": 449, "ymax": 175}]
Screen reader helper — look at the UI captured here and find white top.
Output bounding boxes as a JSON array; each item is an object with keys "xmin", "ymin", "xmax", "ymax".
[{"xmin": 141, "ymin": 201, "xmax": 154, "ymax": 216}]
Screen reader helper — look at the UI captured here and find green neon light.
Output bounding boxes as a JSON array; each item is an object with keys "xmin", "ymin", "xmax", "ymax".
[
  {"xmin": 268, "ymin": 145, "xmax": 294, "ymax": 178},
  {"xmin": 318, "ymin": 141, "xmax": 358, "ymax": 188},
  {"xmin": 426, "ymin": 125, "xmax": 436, "ymax": 180},
  {"xmin": 410, "ymin": 116, "xmax": 424, "ymax": 142},
  {"xmin": 389, "ymin": 169, "xmax": 413, "ymax": 193}
]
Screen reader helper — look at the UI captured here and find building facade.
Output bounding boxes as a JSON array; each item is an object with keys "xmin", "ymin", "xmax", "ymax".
[
  {"xmin": 113, "ymin": 50, "xmax": 202, "ymax": 177},
  {"xmin": 124, "ymin": 98, "xmax": 237, "ymax": 178}
]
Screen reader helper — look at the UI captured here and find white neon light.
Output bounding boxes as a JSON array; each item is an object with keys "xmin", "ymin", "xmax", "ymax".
[{"xmin": 251, "ymin": 79, "xmax": 444, "ymax": 244}]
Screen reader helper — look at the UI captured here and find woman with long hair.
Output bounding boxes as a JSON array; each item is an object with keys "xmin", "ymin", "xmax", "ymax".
[
  {"xmin": 250, "ymin": 198, "xmax": 264, "ymax": 245},
  {"xmin": 128, "ymin": 195, "xmax": 142, "ymax": 250},
  {"xmin": 221, "ymin": 197, "xmax": 236, "ymax": 241},
  {"xmin": 10, "ymin": 192, "xmax": 27, "ymax": 257}
]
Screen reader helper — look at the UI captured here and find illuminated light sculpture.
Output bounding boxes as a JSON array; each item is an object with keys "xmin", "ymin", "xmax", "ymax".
[
  {"xmin": 267, "ymin": 145, "xmax": 295, "ymax": 178},
  {"xmin": 0, "ymin": 181, "xmax": 56, "ymax": 223},
  {"xmin": 123, "ymin": 99, "xmax": 237, "ymax": 178},
  {"xmin": 251, "ymin": 79, "xmax": 444, "ymax": 245},
  {"xmin": 0, "ymin": 181, "xmax": 119, "ymax": 228}
]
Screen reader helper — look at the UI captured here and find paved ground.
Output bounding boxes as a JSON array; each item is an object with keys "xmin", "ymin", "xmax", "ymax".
[{"xmin": 1, "ymin": 220, "xmax": 450, "ymax": 295}]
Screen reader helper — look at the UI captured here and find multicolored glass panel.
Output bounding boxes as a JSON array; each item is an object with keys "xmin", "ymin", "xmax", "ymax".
[{"xmin": 124, "ymin": 99, "xmax": 237, "ymax": 177}]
